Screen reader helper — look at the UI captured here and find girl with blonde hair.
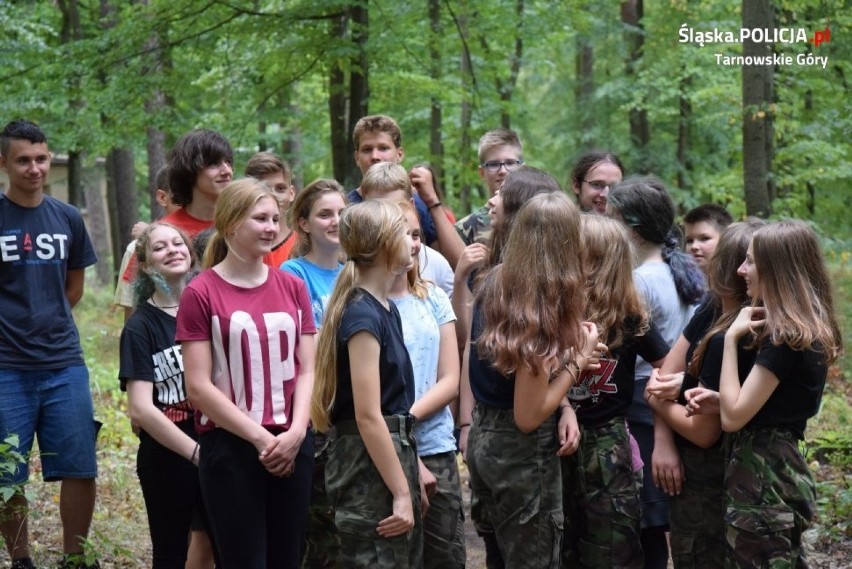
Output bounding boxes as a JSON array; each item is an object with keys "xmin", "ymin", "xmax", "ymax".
[
  {"xmin": 119, "ymin": 222, "xmax": 214, "ymax": 568},
  {"xmin": 466, "ymin": 192, "xmax": 602, "ymax": 567},
  {"xmin": 178, "ymin": 178, "xmax": 316, "ymax": 568},
  {"xmin": 719, "ymin": 219, "xmax": 841, "ymax": 567},
  {"xmin": 561, "ymin": 214, "xmax": 669, "ymax": 568},
  {"xmin": 312, "ymin": 200, "xmax": 422, "ymax": 568},
  {"xmin": 389, "ymin": 201, "xmax": 464, "ymax": 568}
]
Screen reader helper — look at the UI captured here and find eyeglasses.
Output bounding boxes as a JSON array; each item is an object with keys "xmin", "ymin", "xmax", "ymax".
[
  {"xmin": 481, "ymin": 159, "xmax": 523, "ymax": 173},
  {"xmin": 583, "ymin": 179, "xmax": 612, "ymax": 191}
]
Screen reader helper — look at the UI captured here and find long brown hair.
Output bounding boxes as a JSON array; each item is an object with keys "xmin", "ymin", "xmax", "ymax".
[
  {"xmin": 687, "ymin": 219, "xmax": 764, "ymax": 376},
  {"xmin": 751, "ymin": 220, "xmax": 842, "ymax": 363},
  {"xmin": 580, "ymin": 214, "xmax": 648, "ymax": 350},
  {"xmin": 476, "ymin": 193, "xmax": 585, "ymax": 376},
  {"xmin": 311, "ymin": 201, "xmax": 410, "ymax": 432}
]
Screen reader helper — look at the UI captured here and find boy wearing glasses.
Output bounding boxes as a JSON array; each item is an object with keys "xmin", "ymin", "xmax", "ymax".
[{"xmin": 455, "ymin": 129, "xmax": 523, "ymax": 246}]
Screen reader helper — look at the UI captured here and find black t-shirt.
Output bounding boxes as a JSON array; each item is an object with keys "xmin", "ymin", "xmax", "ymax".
[
  {"xmin": 468, "ymin": 303, "xmax": 515, "ymax": 409},
  {"xmin": 331, "ymin": 289, "xmax": 415, "ymax": 424},
  {"xmin": 569, "ymin": 317, "xmax": 669, "ymax": 426},
  {"xmin": 119, "ymin": 301, "xmax": 193, "ymax": 423},
  {"xmin": 747, "ymin": 338, "xmax": 827, "ymax": 439}
]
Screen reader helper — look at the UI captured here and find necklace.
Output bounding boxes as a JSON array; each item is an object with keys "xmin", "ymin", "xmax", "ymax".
[{"xmin": 150, "ymin": 297, "xmax": 179, "ymax": 309}]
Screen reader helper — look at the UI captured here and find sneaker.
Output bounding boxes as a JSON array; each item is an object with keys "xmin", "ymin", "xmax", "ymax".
[{"xmin": 10, "ymin": 559, "xmax": 36, "ymax": 569}]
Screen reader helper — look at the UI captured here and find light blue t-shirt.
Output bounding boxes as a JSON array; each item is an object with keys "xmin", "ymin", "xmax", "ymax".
[
  {"xmin": 281, "ymin": 257, "xmax": 343, "ymax": 328},
  {"xmin": 391, "ymin": 283, "xmax": 457, "ymax": 456},
  {"xmin": 630, "ymin": 261, "xmax": 696, "ymax": 425}
]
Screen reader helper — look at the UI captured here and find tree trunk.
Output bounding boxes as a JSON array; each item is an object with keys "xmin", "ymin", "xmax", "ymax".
[
  {"xmin": 677, "ymin": 73, "xmax": 692, "ymax": 190},
  {"xmin": 82, "ymin": 162, "xmax": 112, "ymax": 286},
  {"xmin": 146, "ymin": 123, "xmax": 167, "ymax": 219},
  {"xmin": 621, "ymin": 0, "xmax": 649, "ymax": 165},
  {"xmin": 329, "ymin": 14, "xmax": 349, "ymax": 188},
  {"xmin": 67, "ymin": 151, "xmax": 84, "ymax": 208},
  {"xmin": 428, "ymin": 0, "xmax": 445, "ymax": 194},
  {"xmin": 458, "ymin": 6, "xmax": 474, "ymax": 212},
  {"xmin": 575, "ymin": 36, "xmax": 595, "ymax": 144},
  {"xmin": 282, "ymin": 95, "xmax": 305, "ymax": 189},
  {"xmin": 347, "ymin": 1, "xmax": 370, "ymax": 189},
  {"xmin": 106, "ymin": 148, "xmax": 137, "ymax": 278},
  {"xmin": 741, "ymin": 0, "xmax": 774, "ymax": 217}
]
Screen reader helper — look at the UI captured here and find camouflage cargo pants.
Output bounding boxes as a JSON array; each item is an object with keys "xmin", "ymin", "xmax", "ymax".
[
  {"xmin": 670, "ymin": 441, "xmax": 726, "ymax": 569},
  {"xmin": 325, "ymin": 415, "xmax": 423, "ymax": 569},
  {"xmin": 468, "ymin": 405, "xmax": 563, "ymax": 569},
  {"xmin": 302, "ymin": 432, "xmax": 342, "ymax": 568},
  {"xmin": 561, "ymin": 418, "xmax": 643, "ymax": 569},
  {"xmin": 421, "ymin": 451, "xmax": 466, "ymax": 569},
  {"xmin": 725, "ymin": 428, "xmax": 815, "ymax": 569}
]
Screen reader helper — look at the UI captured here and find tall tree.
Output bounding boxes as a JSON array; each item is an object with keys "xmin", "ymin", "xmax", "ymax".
[
  {"xmin": 621, "ymin": 0, "xmax": 649, "ymax": 165},
  {"xmin": 742, "ymin": 0, "xmax": 775, "ymax": 216}
]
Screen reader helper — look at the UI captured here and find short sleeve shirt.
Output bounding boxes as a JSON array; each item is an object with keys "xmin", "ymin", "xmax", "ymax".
[
  {"xmin": 391, "ymin": 284, "xmax": 457, "ymax": 455},
  {"xmin": 0, "ymin": 194, "xmax": 97, "ymax": 369},
  {"xmin": 281, "ymin": 256, "xmax": 343, "ymax": 328},
  {"xmin": 176, "ymin": 268, "xmax": 316, "ymax": 433},
  {"xmin": 119, "ymin": 302, "xmax": 194, "ymax": 423},
  {"xmin": 331, "ymin": 290, "xmax": 415, "ymax": 424}
]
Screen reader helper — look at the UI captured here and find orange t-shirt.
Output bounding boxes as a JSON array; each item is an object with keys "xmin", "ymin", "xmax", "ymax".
[{"xmin": 264, "ymin": 231, "xmax": 299, "ymax": 269}]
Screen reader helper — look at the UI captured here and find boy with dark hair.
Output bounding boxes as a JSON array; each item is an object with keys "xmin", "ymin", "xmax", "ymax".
[
  {"xmin": 245, "ymin": 151, "xmax": 297, "ymax": 267},
  {"xmin": 683, "ymin": 203, "xmax": 733, "ymax": 271},
  {"xmin": 0, "ymin": 119, "xmax": 99, "ymax": 569}
]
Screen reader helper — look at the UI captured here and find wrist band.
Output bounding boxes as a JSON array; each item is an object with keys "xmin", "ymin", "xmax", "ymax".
[
  {"xmin": 190, "ymin": 442, "xmax": 199, "ymax": 464},
  {"xmin": 428, "ymin": 201, "xmax": 442, "ymax": 210},
  {"xmin": 459, "ymin": 423, "xmax": 471, "ymax": 428}
]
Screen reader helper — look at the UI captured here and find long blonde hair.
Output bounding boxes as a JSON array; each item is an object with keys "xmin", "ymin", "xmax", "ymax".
[
  {"xmin": 203, "ymin": 178, "xmax": 277, "ymax": 268},
  {"xmin": 580, "ymin": 214, "xmax": 648, "ymax": 350},
  {"xmin": 398, "ymin": 200, "xmax": 428, "ymax": 300},
  {"xmin": 476, "ymin": 192, "xmax": 585, "ymax": 376},
  {"xmin": 751, "ymin": 220, "xmax": 842, "ymax": 363},
  {"xmin": 311, "ymin": 201, "xmax": 410, "ymax": 432}
]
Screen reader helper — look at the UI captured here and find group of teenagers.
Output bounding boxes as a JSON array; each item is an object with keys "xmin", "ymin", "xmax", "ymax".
[{"xmin": 82, "ymin": 115, "xmax": 845, "ymax": 568}]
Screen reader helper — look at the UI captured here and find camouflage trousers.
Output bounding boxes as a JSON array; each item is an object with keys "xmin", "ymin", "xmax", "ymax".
[
  {"xmin": 561, "ymin": 418, "xmax": 643, "ymax": 569},
  {"xmin": 670, "ymin": 441, "xmax": 727, "ymax": 569},
  {"xmin": 467, "ymin": 405, "xmax": 563, "ymax": 569},
  {"xmin": 725, "ymin": 428, "xmax": 815, "ymax": 569},
  {"xmin": 302, "ymin": 432, "xmax": 342, "ymax": 568},
  {"xmin": 421, "ymin": 451, "xmax": 466, "ymax": 569},
  {"xmin": 325, "ymin": 415, "xmax": 423, "ymax": 569}
]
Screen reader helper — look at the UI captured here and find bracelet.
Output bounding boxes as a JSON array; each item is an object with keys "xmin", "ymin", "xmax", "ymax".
[
  {"xmin": 459, "ymin": 423, "xmax": 471, "ymax": 429},
  {"xmin": 190, "ymin": 442, "xmax": 199, "ymax": 464},
  {"xmin": 427, "ymin": 201, "xmax": 442, "ymax": 210}
]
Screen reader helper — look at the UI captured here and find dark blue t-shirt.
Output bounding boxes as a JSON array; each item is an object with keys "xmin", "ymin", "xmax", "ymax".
[
  {"xmin": 331, "ymin": 289, "xmax": 415, "ymax": 423},
  {"xmin": 346, "ymin": 189, "xmax": 438, "ymax": 246},
  {"xmin": 0, "ymin": 194, "xmax": 97, "ymax": 369},
  {"xmin": 468, "ymin": 303, "xmax": 515, "ymax": 409}
]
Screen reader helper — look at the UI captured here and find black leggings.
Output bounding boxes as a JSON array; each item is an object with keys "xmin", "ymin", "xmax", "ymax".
[
  {"xmin": 199, "ymin": 428, "xmax": 314, "ymax": 569},
  {"xmin": 136, "ymin": 421, "xmax": 206, "ymax": 569}
]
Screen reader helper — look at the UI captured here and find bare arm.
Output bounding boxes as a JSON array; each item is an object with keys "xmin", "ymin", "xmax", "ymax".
[
  {"xmin": 410, "ymin": 322, "xmax": 460, "ymax": 421},
  {"xmin": 259, "ymin": 333, "xmax": 316, "ymax": 475},
  {"xmin": 349, "ymin": 332, "xmax": 415, "ymax": 537},
  {"xmin": 719, "ymin": 307, "xmax": 777, "ymax": 432},
  {"xmin": 66, "ymin": 268, "xmax": 85, "ymax": 307},
  {"xmin": 410, "ymin": 167, "xmax": 464, "ymax": 269},
  {"xmin": 127, "ymin": 381, "xmax": 198, "ymax": 463},
  {"xmin": 451, "ymin": 243, "xmax": 488, "ymax": 352},
  {"xmin": 457, "ymin": 340, "xmax": 474, "ymax": 461},
  {"xmin": 183, "ymin": 340, "xmax": 274, "ymax": 452}
]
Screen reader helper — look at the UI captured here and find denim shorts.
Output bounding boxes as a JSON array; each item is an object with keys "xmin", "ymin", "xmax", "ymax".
[{"xmin": 0, "ymin": 365, "xmax": 98, "ymax": 483}]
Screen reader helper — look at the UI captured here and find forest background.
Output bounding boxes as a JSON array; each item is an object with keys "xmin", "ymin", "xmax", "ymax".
[{"xmin": 0, "ymin": 0, "xmax": 851, "ymax": 566}]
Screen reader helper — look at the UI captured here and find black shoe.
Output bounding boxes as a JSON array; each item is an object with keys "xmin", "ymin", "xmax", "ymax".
[{"xmin": 10, "ymin": 558, "xmax": 36, "ymax": 569}]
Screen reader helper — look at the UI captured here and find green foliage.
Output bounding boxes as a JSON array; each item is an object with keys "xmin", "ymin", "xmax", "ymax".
[{"xmin": 0, "ymin": 434, "xmax": 24, "ymax": 504}]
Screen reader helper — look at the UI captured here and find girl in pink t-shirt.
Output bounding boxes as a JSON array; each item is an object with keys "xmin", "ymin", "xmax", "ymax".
[{"xmin": 177, "ymin": 178, "xmax": 316, "ymax": 569}]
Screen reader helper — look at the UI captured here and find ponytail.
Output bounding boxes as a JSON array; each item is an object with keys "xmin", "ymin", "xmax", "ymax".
[{"xmin": 661, "ymin": 228, "xmax": 705, "ymax": 305}]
